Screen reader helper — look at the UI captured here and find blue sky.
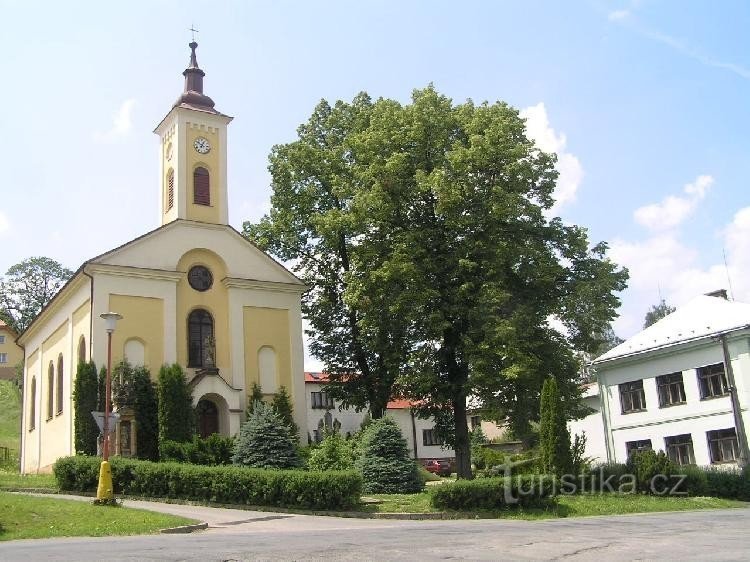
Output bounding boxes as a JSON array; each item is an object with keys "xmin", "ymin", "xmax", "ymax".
[{"xmin": 1, "ymin": 0, "xmax": 748, "ymax": 366}]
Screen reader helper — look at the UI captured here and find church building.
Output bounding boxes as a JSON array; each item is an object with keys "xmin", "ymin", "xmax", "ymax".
[{"xmin": 19, "ymin": 42, "xmax": 308, "ymax": 473}]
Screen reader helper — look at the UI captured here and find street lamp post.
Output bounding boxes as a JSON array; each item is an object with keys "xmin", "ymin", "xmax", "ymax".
[{"xmin": 96, "ymin": 311, "xmax": 122, "ymax": 503}]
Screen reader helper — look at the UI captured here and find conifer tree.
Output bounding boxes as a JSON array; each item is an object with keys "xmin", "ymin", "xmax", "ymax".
[
  {"xmin": 271, "ymin": 385, "xmax": 299, "ymax": 440},
  {"xmin": 232, "ymin": 401, "xmax": 301, "ymax": 469},
  {"xmin": 246, "ymin": 382, "xmax": 264, "ymax": 415},
  {"xmin": 538, "ymin": 377, "xmax": 572, "ymax": 477},
  {"xmin": 112, "ymin": 360, "xmax": 159, "ymax": 461},
  {"xmin": 355, "ymin": 417, "xmax": 422, "ymax": 493},
  {"xmin": 157, "ymin": 363, "xmax": 195, "ymax": 445},
  {"xmin": 72, "ymin": 361, "xmax": 99, "ymax": 455}
]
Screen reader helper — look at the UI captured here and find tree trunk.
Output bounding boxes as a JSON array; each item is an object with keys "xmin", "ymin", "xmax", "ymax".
[{"xmin": 452, "ymin": 391, "xmax": 473, "ymax": 479}]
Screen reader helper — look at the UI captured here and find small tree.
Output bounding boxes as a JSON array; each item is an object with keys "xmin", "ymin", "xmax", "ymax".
[
  {"xmin": 308, "ymin": 432, "xmax": 356, "ymax": 471},
  {"xmin": 157, "ymin": 363, "xmax": 194, "ymax": 446},
  {"xmin": 355, "ymin": 417, "xmax": 422, "ymax": 494},
  {"xmin": 538, "ymin": 377, "xmax": 572, "ymax": 477},
  {"xmin": 72, "ymin": 361, "xmax": 99, "ymax": 455},
  {"xmin": 112, "ymin": 360, "xmax": 159, "ymax": 461},
  {"xmin": 271, "ymin": 385, "xmax": 299, "ymax": 441},
  {"xmin": 232, "ymin": 401, "xmax": 301, "ymax": 469},
  {"xmin": 247, "ymin": 382, "xmax": 264, "ymax": 415},
  {"xmin": 643, "ymin": 299, "xmax": 676, "ymax": 328}
]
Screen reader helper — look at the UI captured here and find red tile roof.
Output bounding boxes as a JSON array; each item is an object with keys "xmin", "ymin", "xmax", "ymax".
[{"xmin": 304, "ymin": 372, "xmax": 415, "ymax": 409}]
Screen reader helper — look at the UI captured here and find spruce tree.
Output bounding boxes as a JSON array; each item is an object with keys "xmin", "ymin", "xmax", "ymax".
[
  {"xmin": 111, "ymin": 360, "xmax": 159, "ymax": 461},
  {"xmin": 271, "ymin": 385, "xmax": 299, "ymax": 440},
  {"xmin": 355, "ymin": 417, "xmax": 422, "ymax": 493},
  {"xmin": 538, "ymin": 377, "xmax": 572, "ymax": 477},
  {"xmin": 247, "ymin": 382, "xmax": 264, "ymax": 415},
  {"xmin": 232, "ymin": 401, "xmax": 301, "ymax": 469},
  {"xmin": 157, "ymin": 363, "xmax": 195, "ymax": 445},
  {"xmin": 72, "ymin": 361, "xmax": 99, "ymax": 455}
]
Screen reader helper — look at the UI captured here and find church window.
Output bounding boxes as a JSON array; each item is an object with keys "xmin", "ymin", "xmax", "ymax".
[
  {"xmin": 258, "ymin": 346, "xmax": 278, "ymax": 394},
  {"xmin": 188, "ymin": 309, "xmax": 214, "ymax": 368},
  {"xmin": 78, "ymin": 336, "xmax": 86, "ymax": 365},
  {"xmin": 193, "ymin": 166, "xmax": 210, "ymax": 206},
  {"xmin": 124, "ymin": 338, "xmax": 145, "ymax": 367},
  {"xmin": 29, "ymin": 377, "xmax": 36, "ymax": 431},
  {"xmin": 167, "ymin": 168, "xmax": 175, "ymax": 210},
  {"xmin": 56, "ymin": 354, "xmax": 64, "ymax": 415},
  {"xmin": 46, "ymin": 362, "xmax": 54, "ymax": 420},
  {"xmin": 188, "ymin": 265, "xmax": 213, "ymax": 291}
]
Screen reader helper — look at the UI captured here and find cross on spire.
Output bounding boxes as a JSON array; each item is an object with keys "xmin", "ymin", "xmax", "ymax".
[{"xmin": 189, "ymin": 25, "xmax": 199, "ymax": 42}]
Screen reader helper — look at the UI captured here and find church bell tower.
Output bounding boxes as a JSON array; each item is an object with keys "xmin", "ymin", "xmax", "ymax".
[{"xmin": 154, "ymin": 42, "xmax": 233, "ymax": 226}]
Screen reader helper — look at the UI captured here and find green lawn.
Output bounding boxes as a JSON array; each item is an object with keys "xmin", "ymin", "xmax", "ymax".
[
  {"xmin": 367, "ymin": 491, "xmax": 747, "ymax": 519},
  {"xmin": 0, "ymin": 471, "xmax": 57, "ymax": 491},
  {"xmin": 0, "ymin": 491, "xmax": 197, "ymax": 541}
]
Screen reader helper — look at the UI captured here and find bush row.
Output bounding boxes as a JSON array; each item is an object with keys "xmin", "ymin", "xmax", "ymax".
[
  {"xmin": 430, "ymin": 475, "xmax": 555, "ymax": 510},
  {"xmin": 160, "ymin": 434, "xmax": 234, "ymax": 466},
  {"xmin": 53, "ymin": 455, "xmax": 362, "ymax": 510}
]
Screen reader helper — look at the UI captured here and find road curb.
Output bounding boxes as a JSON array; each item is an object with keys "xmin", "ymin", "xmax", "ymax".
[{"xmin": 160, "ymin": 522, "xmax": 209, "ymax": 534}]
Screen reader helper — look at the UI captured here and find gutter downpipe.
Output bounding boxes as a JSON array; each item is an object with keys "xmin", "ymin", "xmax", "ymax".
[
  {"xmin": 718, "ymin": 332, "xmax": 750, "ymax": 469},
  {"xmin": 595, "ymin": 371, "xmax": 613, "ymax": 463},
  {"xmin": 410, "ymin": 409, "xmax": 418, "ymax": 459},
  {"xmin": 82, "ymin": 267, "xmax": 94, "ymax": 360}
]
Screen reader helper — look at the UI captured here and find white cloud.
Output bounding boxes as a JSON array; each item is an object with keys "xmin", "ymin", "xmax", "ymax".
[
  {"xmin": 520, "ymin": 103, "xmax": 584, "ymax": 212},
  {"xmin": 0, "ymin": 211, "xmax": 9, "ymax": 236},
  {"xmin": 608, "ymin": 10, "xmax": 629, "ymax": 21},
  {"xmin": 94, "ymin": 99, "xmax": 136, "ymax": 142},
  {"xmin": 633, "ymin": 174, "xmax": 713, "ymax": 231}
]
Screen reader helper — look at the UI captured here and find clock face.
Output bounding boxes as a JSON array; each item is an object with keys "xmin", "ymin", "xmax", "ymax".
[
  {"xmin": 193, "ymin": 137, "xmax": 211, "ymax": 154},
  {"xmin": 188, "ymin": 265, "xmax": 213, "ymax": 292}
]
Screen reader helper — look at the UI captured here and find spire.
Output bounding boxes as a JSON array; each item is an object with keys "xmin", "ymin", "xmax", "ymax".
[{"xmin": 173, "ymin": 41, "xmax": 217, "ymax": 113}]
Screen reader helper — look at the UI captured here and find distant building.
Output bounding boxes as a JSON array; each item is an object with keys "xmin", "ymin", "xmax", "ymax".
[
  {"xmin": 0, "ymin": 320, "xmax": 22, "ymax": 381},
  {"xmin": 571, "ymin": 291, "xmax": 750, "ymax": 467}
]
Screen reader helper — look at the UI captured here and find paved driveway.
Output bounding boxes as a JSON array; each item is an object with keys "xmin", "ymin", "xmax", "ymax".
[{"xmin": 1, "ymin": 495, "xmax": 747, "ymax": 561}]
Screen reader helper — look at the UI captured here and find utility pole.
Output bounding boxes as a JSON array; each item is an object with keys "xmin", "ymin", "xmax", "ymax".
[{"xmin": 718, "ymin": 333, "xmax": 749, "ymax": 468}]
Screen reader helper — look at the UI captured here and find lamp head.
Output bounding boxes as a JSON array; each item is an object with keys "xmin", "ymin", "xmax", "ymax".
[{"xmin": 100, "ymin": 312, "xmax": 123, "ymax": 334}]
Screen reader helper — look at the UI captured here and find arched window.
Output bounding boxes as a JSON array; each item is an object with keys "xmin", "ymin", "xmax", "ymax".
[
  {"xmin": 29, "ymin": 377, "xmax": 36, "ymax": 431},
  {"xmin": 193, "ymin": 166, "xmax": 210, "ymax": 206},
  {"xmin": 258, "ymin": 346, "xmax": 278, "ymax": 394},
  {"xmin": 188, "ymin": 309, "xmax": 214, "ymax": 368},
  {"xmin": 78, "ymin": 336, "xmax": 86, "ymax": 365},
  {"xmin": 47, "ymin": 362, "xmax": 54, "ymax": 420},
  {"xmin": 197, "ymin": 399, "xmax": 219, "ymax": 438},
  {"xmin": 166, "ymin": 168, "xmax": 175, "ymax": 210},
  {"xmin": 56, "ymin": 354, "xmax": 64, "ymax": 415},
  {"xmin": 124, "ymin": 338, "xmax": 145, "ymax": 367}
]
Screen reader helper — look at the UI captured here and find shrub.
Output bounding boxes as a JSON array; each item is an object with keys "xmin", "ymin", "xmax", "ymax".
[
  {"xmin": 473, "ymin": 447, "xmax": 506, "ymax": 470},
  {"xmin": 308, "ymin": 432, "xmax": 355, "ymax": 471},
  {"xmin": 112, "ymin": 361, "xmax": 159, "ymax": 461},
  {"xmin": 587, "ymin": 462, "xmax": 632, "ymax": 492},
  {"xmin": 53, "ymin": 455, "xmax": 362, "ymax": 510},
  {"xmin": 355, "ymin": 417, "xmax": 422, "ymax": 494},
  {"xmin": 157, "ymin": 364, "xmax": 195, "ymax": 447},
  {"xmin": 160, "ymin": 434, "xmax": 234, "ymax": 466},
  {"xmin": 271, "ymin": 386, "xmax": 299, "ymax": 441},
  {"xmin": 478, "ymin": 450, "xmax": 538, "ymax": 478},
  {"xmin": 678, "ymin": 465, "xmax": 750, "ymax": 500},
  {"xmin": 431, "ymin": 475, "xmax": 556, "ymax": 510},
  {"xmin": 72, "ymin": 361, "xmax": 99, "ymax": 455},
  {"xmin": 232, "ymin": 401, "xmax": 301, "ymax": 469},
  {"xmin": 626, "ymin": 450, "xmax": 676, "ymax": 494}
]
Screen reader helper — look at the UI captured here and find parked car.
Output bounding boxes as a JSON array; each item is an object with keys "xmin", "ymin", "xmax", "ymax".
[{"xmin": 423, "ymin": 458, "xmax": 452, "ymax": 476}]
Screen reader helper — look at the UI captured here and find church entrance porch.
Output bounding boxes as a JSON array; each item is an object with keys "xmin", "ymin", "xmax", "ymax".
[
  {"xmin": 189, "ymin": 369, "xmax": 243, "ymax": 437},
  {"xmin": 197, "ymin": 397, "xmax": 220, "ymax": 437}
]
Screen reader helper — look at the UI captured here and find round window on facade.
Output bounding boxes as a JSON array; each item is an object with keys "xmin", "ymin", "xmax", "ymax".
[{"xmin": 188, "ymin": 265, "xmax": 213, "ymax": 291}]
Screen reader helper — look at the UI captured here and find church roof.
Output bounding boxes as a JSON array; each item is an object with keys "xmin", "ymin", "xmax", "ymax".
[{"xmin": 595, "ymin": 294, "xmax": 750, "ymax": 365}]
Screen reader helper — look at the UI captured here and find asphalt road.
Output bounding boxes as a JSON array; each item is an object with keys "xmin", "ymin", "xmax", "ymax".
[{"xmin": 1, "ymin": 497, "xmax": 748, "ymax": 561}]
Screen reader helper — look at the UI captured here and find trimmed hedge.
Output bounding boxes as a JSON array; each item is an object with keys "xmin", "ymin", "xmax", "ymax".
[
  {"xmin": 53, "ymin": 455, "xmax": 362, "ymax": 510},
  {"xmin": 679, "ymin": 465, "xmax": 750, "ymax": 500},
  {"xmin": 431, "ymin": 475, "xmax": 556, "ymax": 510},
  {"xmin": 160, "ymin": 435, "xmax": 234, "ymax": 466}
]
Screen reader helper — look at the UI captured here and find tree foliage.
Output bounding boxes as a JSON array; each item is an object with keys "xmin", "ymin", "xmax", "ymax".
[
  {"xmin": 308, "ymin": 432, "xmax": 356, "ymax": 471},
  {"xmin": 232, "ymin": 401, "xmax": 301, "ymax": 469},
  {"xmin": 111, "ymin": 360, "xmax": 159, "ymax": 461},
  {"xmin": 246, "ymin": 87, "xmax": 628, "ymax": 478},
  {"xmin": 157, "ymin": 363, "xmax": 195, "ymax": 446},
  {"xmin": 643, "ymin": 298, "xmax": 676, "ymax": 328},
  {"xmin": 270, "ymin": 385, "xmax": 299, "ymax": 441},
  {"xmin": 355, "ymin": 417, "xmax": 422, "ymax": 494},
  {"xmin": 538, "ymin": 377, "xmax": 572, "ymax": 477},
  {"xmin": 72, "ymin": 361, "xmax": 99, "ymax": 455},
  {"xmin": 0, "ymin": 257, "xmax": 73, "ymax": 333}
]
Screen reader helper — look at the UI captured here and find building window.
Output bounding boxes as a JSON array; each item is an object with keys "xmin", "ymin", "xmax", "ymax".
[
  {"xmin": 193, "ymin": 166, "xmax": 210, "ymax": 206},
  {"xmin": 698, "ymin": 363, "xmax": 728, "ymax": 399},
  {"xmin": 625, "ymin": 439, "xmax": 652, "ymax": 457},
  {"xmin": 423, "ymin": 428, "xmax": 443, "ymax": 446},
  {"xmin": 620, "ymin": 380, "xmax": 646, "ymax": 413},
  {"xmin": 56, "ymin": 354, "xmax": 64, "ymax": 415},
  {"xmin": 0, "ymin": 353, "xmax": 6, "ymax": 364},
  {"xmin": 0, "ymin": 335, "xmax": 5, "ymax": 344},
  {"xmin": 310, "ymin": 391, "xmax": 334, "ymax": 410},
  {"xmin": 78, "ymin": 336, "xmax": 86, "ymax": 365},
  {"xmin": 707, "ymin": 428, "xmax": 739, "ymax": 464},
  {"xmin": 166, "ymin": 168, "xmax": 175, "ymax": 210},
  {"xmin": 188, "ymin": 309, "xmax": 214, "ymax": 368},
  {"xmin": 46, "ymin": 362, "xmax": 54, "ymax": 420},
  {"xmin": 258, "ymin": 346, "xmax": 278, "ymax": 394},
  {"xmin": 470, "ymin": 415, "xmax": 481, "ymax": 430},
  {"xmin": 29, "ymin": 376, "xmax": 36, "ymax": 431},
  {"xmin": 657, "ymin": 372, "xmax": 686, "ymax": 407},
  {"xmin": 665, "ymin": 434, "xmax": 694, "ymax": 465}
]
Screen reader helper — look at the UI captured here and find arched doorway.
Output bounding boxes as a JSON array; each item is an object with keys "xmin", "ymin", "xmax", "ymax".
[{"xmin": 197, "ymin": 398, "xmax": 219, "ymax": 438}]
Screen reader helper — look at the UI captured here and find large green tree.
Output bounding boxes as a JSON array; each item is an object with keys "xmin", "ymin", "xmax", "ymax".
[
  {"xmin": 643, "ymin": 298, "xmax": 676, "ymax": 328},
  {"xmin": 247, "ymin": 87, "xmax": 627, "ymax": 478},
  {"xmin": 0, "ymin": 257, "xmax": 74, "ymax": 333}
]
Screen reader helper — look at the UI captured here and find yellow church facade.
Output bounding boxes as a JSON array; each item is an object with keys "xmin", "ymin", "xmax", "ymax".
[{"xmin": 19, "ymin": 42, "xmax": 308, "ymax": 473}]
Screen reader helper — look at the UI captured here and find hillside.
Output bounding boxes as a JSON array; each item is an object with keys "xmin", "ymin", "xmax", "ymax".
[{"xmin": 0, "ymin": 380, "xmax": 21, "ymax": 453}]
